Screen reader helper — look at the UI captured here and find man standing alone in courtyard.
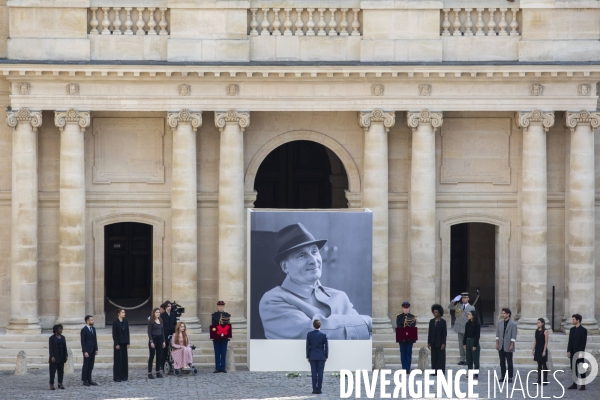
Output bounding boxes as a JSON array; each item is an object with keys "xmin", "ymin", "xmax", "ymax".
[
  {"xmin": 567, "ymin": 313, "xmax": 588, "ymax": 391},
  {"xmin": 448, "ymin": 292, "xmax": 475, "ymax": 366}
]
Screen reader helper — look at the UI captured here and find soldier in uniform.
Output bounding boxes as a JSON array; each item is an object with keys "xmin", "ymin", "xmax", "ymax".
[
  {"xmin": 448, "ymin": 292, "xmax": 476, "ymax": 366},
  {"xmin": 211, "ymin": 301, "xmax": 230, "ymax": 373},
  {"xmin": 396, "ymin": 301, "xmax": 417, "ymax": 372}
]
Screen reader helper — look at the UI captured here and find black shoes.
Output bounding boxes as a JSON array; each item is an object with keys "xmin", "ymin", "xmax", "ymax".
[
  {"xmin": 89, "ymin": 381, "xmax": 98, "ymax": 386},
  {"xmin": 312, "ymin": 391, "xmax": 317, "ymax": 394},
  {"xmin": 221, "ymin": 369, "xmax": 227, "ymax": 373},
  {"xmin": 58, "ymin": 383, "xmax": 65, "ymax": 390},
  {"xmin": 508, "ymin": 378, "xmax": 513, "ymax": 384},
  {"xmin": 156, "ymin": 372, "xmax": 163, "ymax": 378},
  {"xmin": 114, "ymin": 380, "xmax": 122, "ymax": 382},
  {"xmin": 580, "ymin": 385, "xmax": 586, "ymax": 391},
  {"xmin": 567, "ymin": 383, "xmax": 578, "ymax": 390},
  {"xmin": 83, "ymin": 381, "xmax": 90, "ymax": 387},
  {"xmin": 213, "ymin": 369, "xmax": 219, "ymax": 373},
  {"xmin": 148, "ymin": 373, "xmax": 155, "ymax": 379},
  {"xmin": 458, "ymin": 361, "xmax": 467, "ymax": 366}
]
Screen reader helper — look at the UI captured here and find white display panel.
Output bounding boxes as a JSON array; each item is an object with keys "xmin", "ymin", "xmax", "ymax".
[{"xmin": 249, "ymin": 340, "xmax": 373, "ymax": 372}]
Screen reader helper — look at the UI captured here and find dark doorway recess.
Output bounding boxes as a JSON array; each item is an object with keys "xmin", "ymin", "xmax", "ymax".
[
  {"xmin": 450, "ymin": 223, "xmax": 495, "ymax": 326},
  {"xmin": 104, "ymin": 222, "xmax": 153, "ymax": 324},
  {"xmin": 254, "ymin": 140, "xmax": 348, "ymax": 209}
]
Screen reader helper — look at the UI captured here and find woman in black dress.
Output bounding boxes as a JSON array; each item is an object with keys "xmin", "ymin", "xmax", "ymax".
[
  {"xmin": 48, "ymin": 324, "xmax": 68, "ymax": 390},
  {"xmin": 427, "ymin": 304, "xmax": 447, "ymax": 375},
  {"xmin": 112, "ymin": 308, "xmax": 130, "ymax": 382},
  {"xmin": 532, "ymin": 317, "xmax": 549, "ymax": 386}
]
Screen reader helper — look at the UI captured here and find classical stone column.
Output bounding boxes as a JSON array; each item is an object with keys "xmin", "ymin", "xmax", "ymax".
[
  {"xmin": 358, "ymin": 109, "xmax": 395, "ymax": 332},
  {"xmin": 407, "ymin": 110, "xmax": 442, "ymax": 328},
  {"xmin": 516, "ymin": 110, "xmax": 554, "ymax": 331},
  {"xmin": 6, "ymin": 109, "xmax": 42, "ymax": 334},
  {"xmin": 168, "ymin": 110, "xmax": 202, "ymax": 330},
  {"xmin": 564, "ymin": 110, "xmax": 600, "ymax": 333},
  {"xmin": 215, "ymin": 109, "xmax": 249, "ymax": 329},
  {"xmin": 55, "ymin": 109, "xmax": 90, "ymax": 329}
]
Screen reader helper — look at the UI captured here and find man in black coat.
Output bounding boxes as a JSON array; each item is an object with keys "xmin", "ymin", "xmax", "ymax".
[
  {"xmin": 567, "ymin": 313, "xmax": 588, "ymax": 391},
  {"xmin": 81, "ymin": 315, "xmax": 99, "ymax": 386},
  {"xmin": 306, "ymin": 319, "xmax": 328, "ymax": 394},
  {"xmin": 160, "ymin": 301, "xmax": 177, "ymax": 370},
  {"xmin": 427, "ymin": 304, "xmax": 447, "ymax": 376},
  {"xmin": 112, "ymin": 309, "xmax": 130, "ymax": 382}
]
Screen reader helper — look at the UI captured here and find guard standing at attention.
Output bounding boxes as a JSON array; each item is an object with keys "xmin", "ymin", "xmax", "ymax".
[
  {"xmin": 211, "ymin": 301, "xmax": 231, "ymax": 373},
  {"xmin": 396, "ymin": 301, "xmax": 417, "ymax": 372}
]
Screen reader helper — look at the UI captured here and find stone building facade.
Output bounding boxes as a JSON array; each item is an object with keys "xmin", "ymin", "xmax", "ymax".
[{"xmin": 0, "ymin": 0, "xmax": 599, "ymax": 337}]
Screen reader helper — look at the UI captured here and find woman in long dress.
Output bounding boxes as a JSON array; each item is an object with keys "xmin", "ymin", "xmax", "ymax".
[
  {"xmin": 171, "ymin": 322, "xmax": 194, "ymax": 370},
  {"xmin": 532, "ymin": 317, "xmax": 549, "ymax": 386}
]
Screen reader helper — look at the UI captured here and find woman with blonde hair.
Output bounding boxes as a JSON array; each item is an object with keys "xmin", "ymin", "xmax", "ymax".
[{"xmin": 171, "ymin": 321, "xmax": 195, "ymax": 371}]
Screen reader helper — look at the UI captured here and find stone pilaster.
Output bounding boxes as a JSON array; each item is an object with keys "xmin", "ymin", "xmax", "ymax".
[
  {"xmin": 215, "ymin": 109, "xmax": 250, "ymax": 330},
  {"xmin": 168, "ymin": 109, "xmax": 202, "ymax": 331},
  {"xmin": 564, "ymin": 111, "xmax": 600, "ymax": 333},
  {"xmin": 358, "ymin": 109, "xmax": 395, "ymax": 332},
  {"xmin": 407, "ymin": 109, "xmax": 442, "ymax": 328},
  {"xmin": 516, "ymin": 110, "xmax": 554, "ymax": 332},
  {"xmin": 6, "ymin": 109, "xmax": 42, "ymax": 334},
  {"xmin": 54, "ymin": 109, "xmax": 90, "ymax": 329}
]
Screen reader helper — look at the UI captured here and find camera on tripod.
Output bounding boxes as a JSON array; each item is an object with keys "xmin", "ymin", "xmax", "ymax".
[{"xmin": 171, "ymin": 301, "xmax": 185, "ymax": 320}]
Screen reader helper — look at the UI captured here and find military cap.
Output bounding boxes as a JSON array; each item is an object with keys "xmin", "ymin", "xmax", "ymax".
[
  {"xmin": 217, "ymin": 300, "xmax": 225, "ymax": 305},
  {"xmin": 402, "ymin": 301, "xmax": 410, "ymax": 308}
]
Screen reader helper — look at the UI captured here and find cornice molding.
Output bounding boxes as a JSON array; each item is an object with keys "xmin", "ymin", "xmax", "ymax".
[{"xmin": 516, "ymin": 110, "xmax": 555, "ymax": 132}]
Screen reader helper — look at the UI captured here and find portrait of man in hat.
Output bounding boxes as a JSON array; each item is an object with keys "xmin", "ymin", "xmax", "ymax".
[{"xmin": 258, "ymin": 222, "xmax": 372, "ymax": 340}]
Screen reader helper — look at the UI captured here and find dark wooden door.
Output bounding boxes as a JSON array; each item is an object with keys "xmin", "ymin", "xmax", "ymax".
[
  {"xmin": 450, "ymin": 223, "xmax": 469, "ymax": 325},
  {"xmin": 105, "ymin": 222, "xmax": 152, "ymax": 300},
  {"xmin": 254, "ymin": 140, "xmax": 332, "ymax": 209}
]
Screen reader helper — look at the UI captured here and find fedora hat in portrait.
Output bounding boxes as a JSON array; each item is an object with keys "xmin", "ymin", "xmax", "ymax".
[{"xmin": 271, "ymin": 223, "xmax": 327, "ymax": 265}]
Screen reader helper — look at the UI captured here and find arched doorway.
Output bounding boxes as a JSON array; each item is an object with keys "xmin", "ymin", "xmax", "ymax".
[
  {"xmin": 450, "ymin": 223, "xmax": 496, "ymax": 325},
  {"xmin": 104, "ymin": 222, "xmax": 153, "ymax": 324},
  {"xmin": 253, "ymin": 140, "xmax": 348, "ymax": 209}
]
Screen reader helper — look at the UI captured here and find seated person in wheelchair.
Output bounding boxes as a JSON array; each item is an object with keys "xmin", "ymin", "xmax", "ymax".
[{"xmin": 171, "ymin": 321, "xmax": 194, "ymax": 370}]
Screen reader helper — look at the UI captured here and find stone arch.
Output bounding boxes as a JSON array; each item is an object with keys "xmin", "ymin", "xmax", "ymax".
[
  {"xmin": 245, "ymin": 130, "xmax": 361, "ymax": 206},
  {"xmin": 440, "ymin": 213, "xmax": 511, "ymax": 324},
  {"xmin": 92, "ymin": 213, "xmax": 165, "ymax": 327}
]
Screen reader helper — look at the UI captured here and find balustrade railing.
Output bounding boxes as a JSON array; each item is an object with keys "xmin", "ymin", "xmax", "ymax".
[
  {"xmin": 88, "ymin": 7, "xmax": 169, "ymax": 35},
  {"xmin": 248, "ymin": 8, "xmax": 362, "ymax": 36},
  {"xmin": 441, "ymin": 8, "xmax": 520, "ymax": 37}
]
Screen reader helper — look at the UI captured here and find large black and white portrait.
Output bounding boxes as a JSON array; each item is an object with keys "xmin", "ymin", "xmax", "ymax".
[{"xmin": 249, "ymin": 210, "xmax": 372, "ymax": 340}]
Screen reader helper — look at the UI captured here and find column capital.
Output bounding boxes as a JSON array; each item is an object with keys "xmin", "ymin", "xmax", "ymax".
[
  {"xmin": 565, "ymin": 110, "xmax": 600, "ymax": 132},
  {"xmin": 54, "ymin": 109, "xmax": 90, "ymax": 132},
  {"xmin": 215, "ymin": 109, "xmax": 250, "ymax": 132},
  {"xmin": 167, "ymin": 109, "xmax": 203, "ymax": 131},
  {"xmin": 516, "ymin": 110, "xmax": 555, "ymax": 132},
  {"xmin": 407, "ymin": 109, "xmax": 443, "ymax": 131},
  {"xmin": 358, "ymin": 109, "xmax": 395, "ymax": 132},
  {"xmin": 6, "ymin": 108, "xmax": 42, "ymax": 130}
]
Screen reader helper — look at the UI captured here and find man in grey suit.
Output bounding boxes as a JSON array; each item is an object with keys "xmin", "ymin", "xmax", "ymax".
[
  {"xmin": 448, "ymin": 292, "xmax": 476, "ymax": 365},
  {"xmin": 259, "ymin": 223, "xmax": 372, "ymax": 340},
  {"xmin": 496, "ymin": 307, "xmax": 517, "ymax": 383}
]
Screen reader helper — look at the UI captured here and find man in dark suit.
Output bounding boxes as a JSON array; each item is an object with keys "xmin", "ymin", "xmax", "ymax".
[
  {"xmin": 160, "ymin": 301, "xmax": 177, "ymax": 371},
  {"xmin": 306, "ymin": 319, "xmax": 328, "ymax": 394},
  {"xmin": 567, "ymin": 313, "xmax": 588, "ymax": 391},
  {"xmin": 81, "ymin": 315, "xmax": 99, "ymax": 386}
]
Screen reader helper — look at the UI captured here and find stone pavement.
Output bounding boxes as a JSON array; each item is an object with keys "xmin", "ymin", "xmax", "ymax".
[{"xmin": 0, "ymin": 365, "xmax": 597, "ymax": 399}]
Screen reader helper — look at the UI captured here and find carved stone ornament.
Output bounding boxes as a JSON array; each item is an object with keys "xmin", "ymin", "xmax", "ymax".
[
  {"xmin": 54, "ymin": 109, "xmax": 91, "ymax": 132},
  {"xmin": 565, "ymin": 110, "xmax": 600, "ymax": 133},
  {"xmin": 178, "ymin": 84, "xmax": 191, "ymax": 96},
  {"xmin": 66, "ymin": 83, "xmax": 80, "ymax": 96},
  {"xmin": 418, "ymin": 84, "xmax": 431, "ymax": 96},
  {"xmin": 406, "ymin": 109, "xmax": 443, "ymax": 131},
  {"xmin": 167, "ymin": 109, "xmax": 202, "ymax": 131},
  {"xmin": 6, "ymin": 108, "xmax": 42, "ymax": 129},
  {"xmin": 516, "ymin": 110, "xmax": 555, "ymax": 132},
  {"xmin": 17, "ymin": 82, "xmax": 30, "ymax": 95},
  {"xmin": 215, "ymin": 109, "xmax": 250, "ymax": 132},
  {"xmin": 530, "ymin": 84, "xmax": 544, "ymax": 96},
  {"xmin": 578, "ymin": 84, "xmax": 591, "ymax": 96},
  {"xmin": 358, "ymin": 109, "xmax": 396, "ymax": 132},
  {"xmin": 371, "ymin": 84, "xmax": 384, "ymax": 96},
  {"xmin": 226, "ymin": 84, "xmax": 239, "ymax": 96}
]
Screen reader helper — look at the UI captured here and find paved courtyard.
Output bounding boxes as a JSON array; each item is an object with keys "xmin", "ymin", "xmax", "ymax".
[{"xmin": 0, "ymin": 365, "xmax": 597, "ymax": 400}]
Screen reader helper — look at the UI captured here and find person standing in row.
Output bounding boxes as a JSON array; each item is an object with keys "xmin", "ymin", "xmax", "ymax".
[
  {"xmin": 448, "ymin": 292, "xmax": 476, "ymax": 366},
  {"xmin": 306, "ymin": 319, "xmax": 328, "ymax": 395},
  {"xmin": 496, "ymin": 308, "xmax": 517, "ymax": 383},
  {"xmin": 427, "ymin": 304, "xmax": 447, "ymax": 376},
  {"xmin": 161, "ymin": 301, "xmax": 177, "ymax": 371},
  {"xmin": 81, "ymin": 315, "xmax": 99, "ymax": 387},
  {"xmin": 533, "ymin": 317, "xmax": 549, "ymax": 386},
  {"xmin": 212, "ymin": 301, "xmax": 231, "ymax": 373},
  {"xmin": 112, "ymin": 308, "xmax": 130, "ymax": 382},
  {"xmin": 463, "ymin": 311, "xmax": 481, "ymax": 381},
  {"xmin": 567, "ymin": 314, "xmax": 588, "ymax": 391},
  {"xmin": 147, "ymin": 307, "xmax": 166, "ymax": 379},
  {"xmin": 396, "ymin": 301, "xmax": 417, "ymax": 373},
  {"xmin": 49, "ymin": 324, "xmax": 67, "ymax": 390}
]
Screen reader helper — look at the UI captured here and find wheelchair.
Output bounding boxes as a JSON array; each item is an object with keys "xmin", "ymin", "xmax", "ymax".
[{"xmin": 163, "ymin": 335, "xmax": 198, "ymax": 377}]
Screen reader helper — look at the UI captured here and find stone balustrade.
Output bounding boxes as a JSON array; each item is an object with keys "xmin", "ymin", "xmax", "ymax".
[
  {"xmin": 441, "ymin": 8, "xmax": 520, "ymax": 37},
  {"xmin": 88, "ymin": 7, "xmax": 169, "ymax": 35},
  {"xmin": 249, "ymin": 7, "xmax": 361, "ymax": 36}
]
